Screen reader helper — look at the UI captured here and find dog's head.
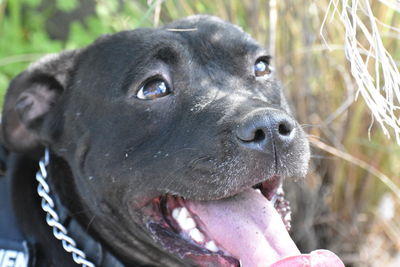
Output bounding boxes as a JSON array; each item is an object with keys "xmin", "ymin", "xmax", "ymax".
[{"xmin": 3, "ymin": 16, "xmax": 310, "ymax": 266}]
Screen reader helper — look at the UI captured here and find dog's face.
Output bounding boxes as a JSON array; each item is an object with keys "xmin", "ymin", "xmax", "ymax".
[{"xmin": 3, "ymin": 16, "xmax": 310, "ymax": 266}]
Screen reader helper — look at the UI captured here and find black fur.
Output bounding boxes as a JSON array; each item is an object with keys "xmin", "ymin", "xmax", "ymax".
[{"xmin": 1, "ymin": 15, "xmax": 309, "ymax": 266}]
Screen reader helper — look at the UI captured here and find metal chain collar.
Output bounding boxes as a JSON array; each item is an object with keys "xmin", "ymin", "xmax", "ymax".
[{"xmin": 36, "ymin": 148, "xmax": 96, "ymax": 267}]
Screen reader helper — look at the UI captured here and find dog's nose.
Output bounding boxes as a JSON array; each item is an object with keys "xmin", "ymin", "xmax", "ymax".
[{"xmin": 236, "ymin": 109, "xmax": 296, "ymax": 152}]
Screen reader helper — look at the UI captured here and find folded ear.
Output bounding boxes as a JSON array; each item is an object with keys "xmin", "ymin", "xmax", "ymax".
[{"xmin": 2, "ymin": 50, "xmax": 78, "ymax": 153}]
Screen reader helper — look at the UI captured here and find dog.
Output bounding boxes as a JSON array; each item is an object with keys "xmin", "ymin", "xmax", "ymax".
[{"xmin": 0, "ymin": 15, "xmax": 344, "ymax": 267}]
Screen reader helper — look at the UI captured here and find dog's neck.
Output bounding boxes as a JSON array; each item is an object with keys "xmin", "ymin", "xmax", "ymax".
[
  {"xmin": 37, "ymin": 149, "xmax": 125, "ymax": 267},
  {"xmin": 7, "ymin": 149, "xmax": 125, "ymax": 267}
]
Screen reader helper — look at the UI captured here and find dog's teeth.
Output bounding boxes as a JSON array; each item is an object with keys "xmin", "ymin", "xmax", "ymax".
[
  {"xmin": 255, "ymin": 188, "xmax": 262, "ymax": 194},
  {"xmin": 271, "ymin": 195, "xmax": 278, "ymax": 205},
  {"xmin": 189, "ymin": 228, "xmax": 204, "ymax": 243},
  {"xmin": 284, "ymin": 212, "xmax": 291, "ymax": 222},
  {"xmin": 276, "ymin": 186, "xmax": 284, "ymax": 195},
  {"xmin": 205, "ymin": 241, "xmax": 219, "ymax": 252},
  {"xmin": 177, "ymin": 207, "xmax": 190, "ymax": 220},
  {"xmin": 172, "ymin": 207, "xmax": 197, "ymax": 231},
  {"xmin": 172, "ymin": 207, "xmax": 189, "ymax": 221},
  {"xmin": 179, "ymin": 217, "xmax": 196, "ymax": 231},
  {"xmin": 172, "ymin": 208, "xmax": 181, "ymax": 220}
]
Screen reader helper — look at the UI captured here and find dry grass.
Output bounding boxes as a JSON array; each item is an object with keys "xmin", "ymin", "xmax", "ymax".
[{"xmin": 322, "ymin": 0, "xmax": 400, "ymax": 144}]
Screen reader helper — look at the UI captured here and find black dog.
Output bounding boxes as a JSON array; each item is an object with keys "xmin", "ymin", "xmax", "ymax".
[{"xmin": 0, "ymin": 15, "xmax": 312, "ymax": 266}]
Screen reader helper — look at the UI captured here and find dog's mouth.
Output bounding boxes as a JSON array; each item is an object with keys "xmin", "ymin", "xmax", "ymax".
[
  {"xmin": 141, "ymin": 176, "xmax": 344, "ymax": 266},
  {"xmin": 141, "ymin": 176, "xmax": 294, "ymax": 266}
]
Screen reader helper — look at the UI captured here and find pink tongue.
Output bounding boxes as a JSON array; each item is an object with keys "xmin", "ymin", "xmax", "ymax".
[
  {"xmin": 186, "ymin": 189, "xmax": 300, "ymax": 266},
  {"xmin": 270, "ymin": 250, "xmax": 345, "ymax": 267},
  {"xmin": 186, "ymin": 189, "xmax": 345, "ymax": 267}
]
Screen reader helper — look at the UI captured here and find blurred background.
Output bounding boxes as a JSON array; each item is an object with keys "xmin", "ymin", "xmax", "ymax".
[{"xmin": 0, "ymin": 0, "xmax": 399, "ymax": 266}]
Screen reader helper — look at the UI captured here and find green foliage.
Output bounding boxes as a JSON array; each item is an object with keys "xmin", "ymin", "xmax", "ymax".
[
  {"xmin": 56, "ymin": 0, "xmax": 78, "ymax": 12},
  {"xmin": 0, "ymin": 0, "xmax": 61, "ymax": 80},
  {"xmin": 24, "ymin": 0, "xmax": 41, "ymax": 7},
  {"xmin": 0, "ymin": 0, "xmax": 154, "ymax": 83}
]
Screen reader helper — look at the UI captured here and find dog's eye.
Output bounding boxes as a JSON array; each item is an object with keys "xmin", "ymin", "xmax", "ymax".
[
  {"xmin": 137, "ymin": 79, "xmax": 171, "ymax": 100},
  {"xmin": 254, "ymin": 58, "xmax": 271, "ymax": 77}
]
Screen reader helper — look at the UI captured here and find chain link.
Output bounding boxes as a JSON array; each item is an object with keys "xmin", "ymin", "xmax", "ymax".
[{"xmin": 36, "ymin": 148, "xmax": 96, "ymax": 267}]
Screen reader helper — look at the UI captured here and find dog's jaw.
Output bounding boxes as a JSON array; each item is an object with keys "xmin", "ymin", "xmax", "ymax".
[{"xmin": 138, "ymin": 176, "xmax": 299, "ymax": 266}]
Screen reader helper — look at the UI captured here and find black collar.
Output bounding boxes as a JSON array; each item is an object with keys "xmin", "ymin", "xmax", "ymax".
[{"xmin": 56, "ymin": 209, "xmax": 125, "ymax": 267}]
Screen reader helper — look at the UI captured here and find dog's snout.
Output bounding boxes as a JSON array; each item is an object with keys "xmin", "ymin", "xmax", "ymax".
[{"xmin": 236, "ymin": 109, "xmax": 296, "ymax": 152}]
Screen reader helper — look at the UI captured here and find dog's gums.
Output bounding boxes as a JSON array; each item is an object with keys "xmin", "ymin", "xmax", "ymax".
[{"xmin": 141, "ymin": 177, "xmax": 297, "ymax": 266}]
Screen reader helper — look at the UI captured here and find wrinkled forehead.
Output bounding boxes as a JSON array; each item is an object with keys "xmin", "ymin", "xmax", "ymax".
[
  {"xmin": 81, "ymin": 19, "xmax": 263, "ymax": 67},
  {"xmin": 164, "ymin": 18, "xmax": 264, "ymax": 62},
  {"xmin": 71, "ymin": 19, "xmax": 266, "ymax": 98}
]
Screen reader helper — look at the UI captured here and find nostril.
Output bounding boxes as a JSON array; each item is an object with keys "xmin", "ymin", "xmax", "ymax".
[
  {"xmin": 278, "ymin": 122, "xmax": 293, "ymax": 136},
  {"xmin": 237, "ymin": 128, "xmax": 266, "ymax": 143},
  {"xmin": 236, "ymin": 110, "xmax": 297, "ymax": 152},
  {"xmin": 253, "ymin": 129, "xmax": 266, "ymax": 142}
]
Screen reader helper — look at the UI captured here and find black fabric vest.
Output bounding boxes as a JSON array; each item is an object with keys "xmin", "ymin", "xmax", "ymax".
[{"xmin": 0, "ymin": 149, "xmax": 125, "ymax": 267}]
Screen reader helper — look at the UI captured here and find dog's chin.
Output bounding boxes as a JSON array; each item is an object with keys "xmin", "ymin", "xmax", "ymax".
[{"xmin": 139, "ymin": 176, "xmax": 298, "ymax": 267}]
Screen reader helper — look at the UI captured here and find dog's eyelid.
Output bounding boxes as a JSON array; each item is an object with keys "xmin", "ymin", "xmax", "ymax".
[{"xmin": 256, "ymin": 55, "xmax": 272, "ymax": 62}]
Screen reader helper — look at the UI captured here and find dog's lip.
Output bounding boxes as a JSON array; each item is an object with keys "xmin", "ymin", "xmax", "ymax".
[{"xmin": 139, "ymin": 175, "xmax": 298, "ymax": 266}]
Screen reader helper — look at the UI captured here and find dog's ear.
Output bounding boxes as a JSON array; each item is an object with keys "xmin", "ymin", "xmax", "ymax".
[{"xmin": 2, "ymin": 50, "xmax": 78, "ymax": 153}]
